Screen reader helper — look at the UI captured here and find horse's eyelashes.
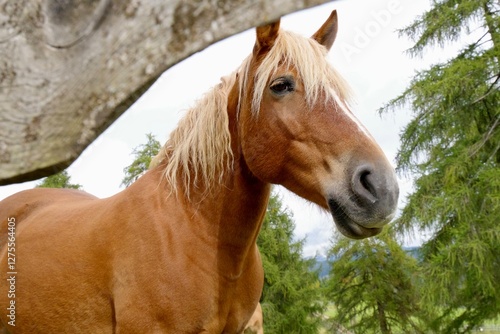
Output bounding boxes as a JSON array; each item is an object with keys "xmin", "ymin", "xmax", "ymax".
[{"xmin": 270, "ymin": 77, "xmax": 295, "ymax": 96}]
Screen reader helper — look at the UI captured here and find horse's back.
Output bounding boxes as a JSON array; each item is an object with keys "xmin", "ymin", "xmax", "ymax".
[
  {"xmin": 1, "ymin": 187, "xmax": 96, "ymax": 216},
  {"xmin": 0, "ymin": 188, "xmax": 97, "ymax": 242},
  {"xmin": 0, "ymin": 187, "xmax": 97, "ymax": 208}
]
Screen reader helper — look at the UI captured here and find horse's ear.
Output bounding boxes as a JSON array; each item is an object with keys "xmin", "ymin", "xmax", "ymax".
[
  {"xmin": 311, "ymin": 10, "xmax": 338, "ymax": 51},
  {"xmin": 254, "ymin": 19, "xmax": 280, "ymax": 54}
]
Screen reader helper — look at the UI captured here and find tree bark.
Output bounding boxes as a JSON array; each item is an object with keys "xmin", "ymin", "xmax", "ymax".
[
  {"xmin": 377, "ymin": 300, "xmax": 391, "ymax": 334},
  {"xmin": 0, "ymin": 0, "xmax": 332, "ymax": 185}
]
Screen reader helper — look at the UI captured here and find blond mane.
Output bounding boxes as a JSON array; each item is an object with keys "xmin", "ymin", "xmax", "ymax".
[
  {"xmin": 151, "ymin": 28, "xmax": 352, "ymax": 195},
  {"xmin": 150, "ymin": 73, "xmax": 236, "ymax": 197}
]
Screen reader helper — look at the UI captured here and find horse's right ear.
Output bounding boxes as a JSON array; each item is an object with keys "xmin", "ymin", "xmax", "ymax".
[{"xmin": 254, "ymin": 19, "xmax": 280, "ymax": 54}]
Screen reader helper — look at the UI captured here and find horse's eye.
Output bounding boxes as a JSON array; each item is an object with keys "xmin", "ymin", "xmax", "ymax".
[{"xmin": 270, "ymin": 77, "xmax": 295, "ymax": 96}]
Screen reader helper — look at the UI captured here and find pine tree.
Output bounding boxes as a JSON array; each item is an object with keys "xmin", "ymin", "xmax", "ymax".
[
  {"xmin": 380, "ymin": 1, "xmax": 500, "ymax": 332},
  {"xmin": 36, "ymin": 170, "xmax": 82, "ymax": 189},
  {"xmin": 257, "ymin": 193, "xmax": 325, "ymax": 334},
  {"xmin": 121, "ymin": 133, "xmax": 161, "ymax": 187},
  {"xmin": 324, "ymin": 229, "xmax": 429, "ymax": 334}
]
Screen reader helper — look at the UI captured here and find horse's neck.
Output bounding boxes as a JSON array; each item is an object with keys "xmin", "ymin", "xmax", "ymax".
[
  {"xmin": 209, "ymin": 83, "xmax": 271, "ymax": 278},
  {"xmin": 137, "ymin": 159, "xmax": 270, "ymax": 278},
  {"xmin": 134, "ymin": 122, "xmax": 269, "ymax": 279},
  {"xmin": 205, "ymin": 77, "xmax": 271, "ymax": 275},
  {"xmin": 201, "ymin": 164, "xmax": 271, "ymax": 277},
  {"xmin": 127, "ymin": 80, "xmax": 269, "ymax": 277}
]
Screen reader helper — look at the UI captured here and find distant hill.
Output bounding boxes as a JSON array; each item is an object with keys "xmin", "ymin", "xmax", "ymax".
[
  {"xmin": 403, "ymin": 246, "xmax": 422, "ymax": 260},
  {"xmin": 309, "ymin": 254, "xmax": 331, "ymax": 279}
]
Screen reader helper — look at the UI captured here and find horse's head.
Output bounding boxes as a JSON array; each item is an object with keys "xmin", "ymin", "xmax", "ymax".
[{"xmin": 237, "ymin": 11, "xmax": 399, "ymax": 239}]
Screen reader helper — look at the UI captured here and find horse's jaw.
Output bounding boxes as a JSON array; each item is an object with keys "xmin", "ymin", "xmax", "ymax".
[{"xmin": 327, "ymin": 198, "xmax": 384, "ymax": 239}]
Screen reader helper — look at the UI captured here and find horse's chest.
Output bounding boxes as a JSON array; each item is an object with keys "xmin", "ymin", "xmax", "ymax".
[
  {"xmin": 170, "ymin": 273, "xmax": 259, "ymax": 333},
  {"xmin": 114, "ymin": 253, "xmax": 262, "ymax": 333}
]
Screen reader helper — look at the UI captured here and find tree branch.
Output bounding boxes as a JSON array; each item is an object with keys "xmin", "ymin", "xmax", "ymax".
[{"xmin": 472, "ymin": 72, "xmax": 500, "ymax": 104}]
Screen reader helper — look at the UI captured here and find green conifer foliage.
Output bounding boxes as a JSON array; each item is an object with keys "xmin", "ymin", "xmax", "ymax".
[
  {"xmin": 257, "ymin": 194, "xmax": 325, "ymax": 334},
  {"xmin": 121, "ymin": 133, "xmax": 161, "ymax": 187},
  {"xmin": 381, "ymin": 1, "xmax": 500, "ymax": 331},
  {"xmin": 36, "ymin": 170, "xmax": 82, "ymax": 189}
]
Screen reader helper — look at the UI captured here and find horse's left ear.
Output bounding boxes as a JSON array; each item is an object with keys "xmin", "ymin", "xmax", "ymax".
[
  {"xmin": 311, "ymin": 10, "xmax": 338, "ymax": 51},
  {"xmin": 254, "ymin": 19, "xmax": 281, "ymax": 54}
]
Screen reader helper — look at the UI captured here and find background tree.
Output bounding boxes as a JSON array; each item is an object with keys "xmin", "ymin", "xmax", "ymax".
[
  {"xmin": 380, "ymin": 0, "xmax": 500, "ymax": 332},
  {"xmin": 36, "ymin": 170, "xmax": 82, "ymax": 189},
  {"xmin": 257, "ymin": 193, "xmax": 325, "ymax": 334},
  {"xmin": 324, "ymin": 229, "xmax": 429, "ymax": 334},
  {"xmin": 121, "ymin": 133, "xmax": 161, "ymax": 187}
]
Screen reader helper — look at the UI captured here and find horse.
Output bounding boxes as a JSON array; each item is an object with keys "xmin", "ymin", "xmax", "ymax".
[
  {"xmin": 0, "ymin": 10, "xmax": 398, "ymax": 333},
  {"xmin": 243, "ymin": 303, "xmax": 263, "ymax": 334}
]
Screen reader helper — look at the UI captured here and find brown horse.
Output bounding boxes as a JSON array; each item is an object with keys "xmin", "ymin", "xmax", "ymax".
[
  {"xmin": 242, "ymin": 303, "xmax": 263, "ymax": 334},
  {"xmin": 0, "ymin": 10, "xmax": 398, "ymax": 333}
]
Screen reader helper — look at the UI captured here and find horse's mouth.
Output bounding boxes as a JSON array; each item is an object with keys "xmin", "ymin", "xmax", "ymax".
[{"xmin": 327, "ymin": 199, "xmax": 382, "ymax": 239}]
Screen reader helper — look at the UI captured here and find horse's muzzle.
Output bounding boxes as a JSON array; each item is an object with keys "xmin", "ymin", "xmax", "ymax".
[{"xmin": 328, "ymin": 160, "xmax": 399, "ymax": 239}]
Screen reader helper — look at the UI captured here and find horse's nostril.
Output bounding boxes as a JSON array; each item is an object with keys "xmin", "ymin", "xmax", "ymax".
[
  {"xmin": 359, "ymin": 170, "xmax": 376, "ymax": 197},
  {"xmin": 352, "ymin": 166, "xmax": 378, "ymax": 205}
]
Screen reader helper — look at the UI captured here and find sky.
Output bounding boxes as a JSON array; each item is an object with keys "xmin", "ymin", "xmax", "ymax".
[{"xmin": 0, "ymin": 0, "xmax": 442, "ymax": 257}]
